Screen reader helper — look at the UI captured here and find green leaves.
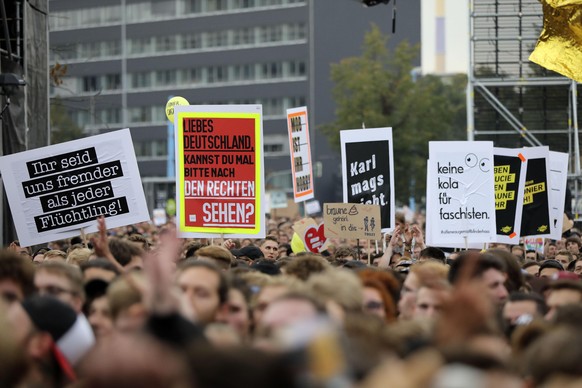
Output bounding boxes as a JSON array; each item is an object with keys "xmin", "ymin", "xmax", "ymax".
[{"xmin": 324, "ymin": 25, "xmax": 466, "ymax": 204}]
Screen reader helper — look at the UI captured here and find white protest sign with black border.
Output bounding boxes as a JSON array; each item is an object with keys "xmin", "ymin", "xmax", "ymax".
[
  {"xmin": 427, "ymin": 141, "xmax": 496, "ymax": 245},
  {"xmin": 520, "ymin": 147, "xmax": 552, "ymax": 238},
  {"xmin": 493, "ymin": 147, "xmax": 528, "ymax": 244},
  {"xmin": 0, "ymin": 129, "xmax": 149, "ymax": 247},
  {"xmin": 287, "ymin": 107, "xmax": 314, "ymax": 203},
  {"xmin": 340, "ymin": 128, "xmax": 395, "ymax": 232},
  {"xmin": 548, "ymin": 151, "xmax": 569, "ymax": 240}
]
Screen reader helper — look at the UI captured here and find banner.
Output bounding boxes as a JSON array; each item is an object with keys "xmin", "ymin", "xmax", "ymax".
[
  {"xmin": 175, "ymin": 105, "xmax": 265, "ymax": 238},
  {"xmin": 340, "ymin": 128, "xmax": 395, "ymax": 232},
  {"xmin": 287, "ymin": 107, "xmax": 314, "ymax": 202},
  {"xmin": 520, "ymin": 147, "xmax": 551, "ymax": 238},
  {"xmin": 0, "ymin": 129, "xmax": 149, "ymax": 247},
  {"xmin": 493, "ymin": 148, "xmax": 527, "ymax": 243},
  {"xmin": 427, "ymin": 141, "xmax": 496, "ymax": 245},
  {"xmin": 292, "ymin": 217, "xmax": 328, "ymax": 253},
  {"xmin": 548, "ymin": 151, "xmax": 569, "ymax": 240},
  {"xmin": 324, "ymin": 203, "xmax": 382, "ymax": 241}
]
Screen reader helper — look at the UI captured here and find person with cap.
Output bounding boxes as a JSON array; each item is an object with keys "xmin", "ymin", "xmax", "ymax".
[
  {"xmin": 6, "ymin": 295, "xmax": 95, "ymax": 387},
  {"xmin": 231, "ymin": 245, "xmax": 264, "ymax": 264}
]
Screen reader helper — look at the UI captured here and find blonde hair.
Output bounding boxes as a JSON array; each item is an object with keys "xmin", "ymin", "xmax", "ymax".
[
  {"xmin": 67, "ymin": 248, "xmax": 92, "ymax": 266},
  {"xmin": 306, "ymin": 269, "xmax": 363, "ymax": 313}
]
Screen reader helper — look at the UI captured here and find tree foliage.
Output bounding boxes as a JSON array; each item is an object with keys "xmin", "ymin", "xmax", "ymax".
[
  {"xmin": 323, "ymin": 25, "xmax": 466, "ymax": 204},
  {"xmin": 50, "ymin": 97, "xmax": 86, "ymax": 144}
]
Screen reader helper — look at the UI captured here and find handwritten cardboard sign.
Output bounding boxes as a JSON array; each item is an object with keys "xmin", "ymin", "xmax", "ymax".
[{"xmin": 324, "ymin": 203, "xmax": 382, "ymax": 241}]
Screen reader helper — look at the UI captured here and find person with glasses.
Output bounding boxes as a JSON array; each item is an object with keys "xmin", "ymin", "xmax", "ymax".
[
  {"xmin": 34, "ymin": 261, "xmax": 85, "ymax": 313},
  {"xmin": 0, "ymin": 249, "xmax": 35, "ymax": 303}
]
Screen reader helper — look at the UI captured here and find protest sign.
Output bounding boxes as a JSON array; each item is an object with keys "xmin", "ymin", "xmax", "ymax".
[
  {"xmin": 293, "ymin": 217, "xmax": 328, "ymax": 253},
  {"xmin": 287, "ymin": 107, "xmax": 314, "ymax": 202},
  {"xmin": 266, "ymin": 191, "xmax": 288, "ymax": 211},
  {"xmin": 340, "ymin": 128, "xmax": 395, "ymax": 232},
  {"xmin": 520, "ymin": 147, "xmax": 551, "ymax": 237},
  {"xmin": 493, "ymin": 148, "xmax": 527, "ymax": 243},
  {"xmin": 0, "ymin": 129, "xmax": 149, "ymax": 247},
  {"xmin": 548, "ymin": 151, "xmax": 569, "ymax": 240},
  {"xmin": 324, "ymin": 203, "xmax": 382, "ymax": 241},
  {"xmin": 174, "ymin": 105, "xmax": 265, "ymax": 238},
  {"xmin": 305, "ymin": 199, "xmax": 322, "ymax": 216},
  {"xmin": 427, "ymin": 141, "xmax": 496, "ymax": 245}
]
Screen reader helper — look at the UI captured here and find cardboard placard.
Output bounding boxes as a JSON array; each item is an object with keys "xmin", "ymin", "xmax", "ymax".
[
  {"xmin": 287, "ymin": 107, "xmax": 314, "ymax": 202},
  {"xmin": 0, "ymin": 129, "xmax": 149, "ymax": 247},
  {"xmin": 427, "ymin": 141, "xmax": 496, "ymax": 245},
  {"xmin": 493, "ymin": 148, "xmax": 527, "ymax": 243},
  {"xmin": 175, "ymin": 105, "xmax": 265, "ymax": 238},
  {"xmin": 324, "ymin": 203, "xmax": 382, "ymax": 241},
  {"xmin": 340, "ymin": 128, "xmax": 395, "ymax": 232},
  {"xmin": 293, "ymin": 217, "xmax": 328, "ymax": 253}
]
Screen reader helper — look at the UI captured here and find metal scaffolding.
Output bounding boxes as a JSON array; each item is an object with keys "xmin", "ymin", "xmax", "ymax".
[{"xmin": 467, "ymin": 0, "xmax": 582, "ymax": 219}]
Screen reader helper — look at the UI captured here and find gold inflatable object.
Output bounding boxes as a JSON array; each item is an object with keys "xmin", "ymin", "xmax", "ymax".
[{"xmin": 529, "ymin": 0, "xmax": 582, "ymax": 83}]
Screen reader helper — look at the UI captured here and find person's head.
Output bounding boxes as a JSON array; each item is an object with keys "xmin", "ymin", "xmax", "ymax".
[
  {"xmin": 84, "ymin": 279, "xmax": 113, "ymax": 339},
  {"xmin": 252, "ymin": 275, "xmax": 303, "ymax": 326},
  {"xmin": 418, "ymin": 247, "xmax": 446, "ymax": 264},
  {"xmin": 448, "ymin": 252, "xmax": 508, "ymax": 306},
  {"xmin": 7, "ymin": 296, "xmax": 94, "ymax": 386},
  {"xmin": 284, "ymin": 254, "xmax": 330, "ymax": 281},
  {"xmin": 195, "ymin": 245, "xmax": 234, "ymax": 270},
  {"xmin": 259, "ymin": 236, "xmax": 279, "ymax": 261},
  {"xmin": 566, "ymin": 236, "xmax": 582, "ymax": 254},
  {"xmin": 126, "ymin": 234, "xmax": 151, "ymax": 252},
  {"xmin": 0, "ymin": 250, "xmax": 35, "ymax": 304},
  {"xmin": 573, "ymin": 259, "xmax": 582, "ymax": 276},
  {"xmin": 217, "ymin": 276, "xmax": 252, "ymax": 341},
  {"xmin": 525, "ymin": 250, "xmax": 538, "ymax": 262},
  {"xmin": 108, "ymin": 238, "xmax": 144, "ymax": 270},
  {"xmin": 511, "ymin": 245, "xmax": 524, "ymax": 259},
  {"xmin": 538, "ymin": 259, "xmax": 564, "ymax": 279},
  {"xmin": 487, "ymin": 249, "xmax": 525, "ymax": 293},
  {"xmin": 306, "ymin": 269, "xmax": 364, "ymax": 317},
  {"xmin": 106, "ymin": 272, "xmax": 147, "ymax": 332},
  {"xmin": 176, "ymin": 259, "xmax": 228, "ymax": 325},
  {"xmin": 545, "ymin": 280, "xmax": 582, "ymax": 320},
  {"xmin": 502, "ymin": 292, "xmax": 547, "ymax": 325},
  {"xmin": 35, "ymin": 262, "xmax": 85, "ymax": 313},
  {"xmin": 66, "ymin": 248, "xmax": 92, "ymax": 267},
  {"xmin": 231, "ymin": 245, "xmax": 264, "ymax": 263},
  {"xmin": 522, "ymin": 260, "xmax": 541, "ymax": 277},
  {"xmin": 361, "ymin": 278, "xmax": 393, "ymax": 321},
  {"xmin": 257, "ymin": 292, "xmax": 325, "ymax": 336},
  {"xmin": 554, "ymin": 249, "xmax": 573, "ymax": 268},
  {"xmin": 43, "ymin": 250, "xmax": 67, "ymax": 263},
  {"xmin": 413, "ymin": 282, "xmax": 451, "ymax": 320},
  {"xmin": 546, "ymin": 242, "xmax": 557, "ymax": 258},
  {"xmin": 398, "ymin": 261, "xmax": 449, "ymax": 320},
  {"xmin": 32, "ymin": 248, "xmax": 49, "ymax": 264},
  {"xmin": 80, "ymin": 259, "xmax": 120, "ymax": 283},
  {"xmin": 333, "ymin": 246, "xmax": 356, "ymax": 262}
]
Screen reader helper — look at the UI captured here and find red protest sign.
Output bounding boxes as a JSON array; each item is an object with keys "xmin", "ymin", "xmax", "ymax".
[{"xmin": 175, "ymin": 106, "xmax": 265, "ymax": 238}]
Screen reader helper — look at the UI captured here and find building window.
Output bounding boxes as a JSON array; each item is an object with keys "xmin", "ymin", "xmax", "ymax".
[
  {"xmin": 155, "ymin": 36, "xmax": 177, "ymax": 52},
  {"xmin": 82, "ymin": 76, "xmax": 99, "ymax": 92},
  {"xmin": 182, "ymin": 33, "xmax": 202, "ymax": 50},
  {"xmin": 131, "ymin": 72, "xmax": 152, "ymax": 88},
  {"xmin": 103, "ymin": 74, "xmax": 121, "ymax": 90},
  {"xmin": 156, "ymin": 70, "xmax": 177, "ymax": 86}
]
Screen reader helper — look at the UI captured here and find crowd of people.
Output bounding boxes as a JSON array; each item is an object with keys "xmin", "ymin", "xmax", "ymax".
[{"xmin": 2, "ymin": 211, "xmax": 582, "ymax": 387}]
